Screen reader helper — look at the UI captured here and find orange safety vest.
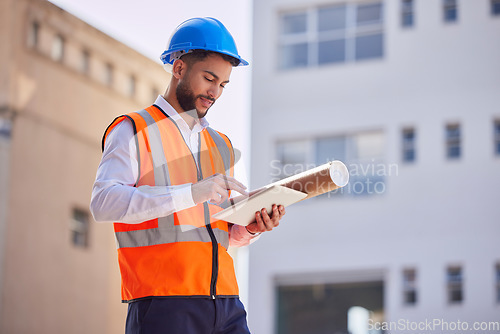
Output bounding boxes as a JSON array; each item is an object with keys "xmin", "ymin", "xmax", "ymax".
[{"xmin": 102, "ymin": 104, "xmax": 238, "ymax": 302}]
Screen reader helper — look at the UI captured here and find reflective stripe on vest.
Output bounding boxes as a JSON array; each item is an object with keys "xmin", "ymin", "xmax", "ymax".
[
  {"xmin": 102, "ymin": 104, "xmax": 238, "ymax": 302},
  {"xmin": 136, "ymin": 109, "xmax": 171, "ymax": 186}
]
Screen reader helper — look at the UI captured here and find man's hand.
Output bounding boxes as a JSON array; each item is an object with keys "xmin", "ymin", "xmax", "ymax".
[
  {"xmin": 191, "ymin": 173, "xmax": 248, "ymax": 205},
  {"xmin": 246, "ymin": 204, "xmax": 285, "ymax": 234}
]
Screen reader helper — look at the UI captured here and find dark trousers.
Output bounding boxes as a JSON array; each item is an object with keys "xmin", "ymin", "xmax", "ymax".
[{"xmin": 125, "ymin": 297, "xmax": 251, "ymax": 334}]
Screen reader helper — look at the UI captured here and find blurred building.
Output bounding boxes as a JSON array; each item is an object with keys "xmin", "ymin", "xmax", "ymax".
[
  {"xmin": 249, "ymin": 0, "xmax": 500, "ymax": 333},
  {"xmin": 0, "ymin": 0, "xmax": 169, "ymax": 332}
]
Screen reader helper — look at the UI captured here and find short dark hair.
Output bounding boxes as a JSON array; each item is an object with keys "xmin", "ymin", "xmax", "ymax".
[{"xmin": 180, "ymin": 49, "xmax": 240, "ymax": 67}]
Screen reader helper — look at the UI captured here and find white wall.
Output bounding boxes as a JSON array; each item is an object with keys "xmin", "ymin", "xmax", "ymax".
[{"xmin": 249, "ymin": 0, "xmax": 500, "ymax": 333}]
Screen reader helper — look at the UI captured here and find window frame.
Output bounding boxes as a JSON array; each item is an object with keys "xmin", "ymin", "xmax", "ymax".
[
  {"xmin": 494, "ymin": 120, "xmax": 500, "ymax": 156},
  {"xmin": 443, "ymin": 0, "xmax": 458, "ymax": 23},
  {"xmin": 81, "ymin": 49, "xmax": 90, "ymax": 75},
  {"xmin": 128, "ymin": 75, "xmax": 136, "ymax": 98},
  {"xmin": 104, "ymin": 62, "xmax": 114, "ymax": 87},
  {"xmin": 275, "ymin": 130, "xmax": 386, "ymax": 197},
  {"xmin": 402, "ymin": 127, "xmax": 416, "ymax": 163},
  {"xmin": 496, "ymin": 263, "xmax": 500, "ymax": 304},
  {"xmin": 152, "ymin": 87, "xmax": 160, "ymax": 102},
  {"xmin": 275, "ymin": 138, "xmax": 315, "ymax": 180},
  {"xmin": 28, "ymin": 21, "xmax": 40, "ymax": 49},
  {"xmin": 446, "ymin": 266, "xmax": 464, "ymax": 304},
  {"xmin": 445, "ymin": 123, "xmax": 461, "ymax": 160},
  {"xmin": 401, "ymin": 0, "xmax": 415, "ymax": 27},
  {"xmin": 0, "ymin": 118, "xmax": 12, "ymax": 138},
  {"xmin": 491, "ymin": 0, "xmax": 500, "ymax": 16},
  {"xmin": 70, "ymin": 208, "xmax": 90, "ymax": 249},
  {"xmin": 278, "ymin": 1, "xmax": 384, "ymax": 70},
  {"xmin": 51, "ymin": 34, "xmax": 65, "ymax": 62},
  {"xmin": 402, "ymin": 268, "xmax": 418, "ymax": 306}
]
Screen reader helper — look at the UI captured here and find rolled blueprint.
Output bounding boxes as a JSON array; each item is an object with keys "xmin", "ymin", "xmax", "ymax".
[
  {"xmin": 213, "ymin": 161, "xmax": 349, "ymax": 225},
  {"xmin": 266, "ymin": 161, "xmax": 349, "ymax": 201}
]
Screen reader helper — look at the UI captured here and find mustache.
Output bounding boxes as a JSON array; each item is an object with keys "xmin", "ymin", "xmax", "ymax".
[{"xmin": 197, "ymin": 95, "xmax": 215, "ymax": 103}]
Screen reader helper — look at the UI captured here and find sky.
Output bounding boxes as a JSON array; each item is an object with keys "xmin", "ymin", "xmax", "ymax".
[{"xmin": 48, "ymin": 0, "xmax": 253, "ymax": 182}]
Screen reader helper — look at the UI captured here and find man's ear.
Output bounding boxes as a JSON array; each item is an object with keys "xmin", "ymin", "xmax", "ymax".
[{"xmin": 172, "ymin": 59, "xmax": 186, "ymax": 79}]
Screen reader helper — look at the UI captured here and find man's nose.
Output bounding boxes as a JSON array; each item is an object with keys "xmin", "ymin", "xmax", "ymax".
[{"xmin": 207, "ymin": 85, "xmax": 221, "ymax": 99}]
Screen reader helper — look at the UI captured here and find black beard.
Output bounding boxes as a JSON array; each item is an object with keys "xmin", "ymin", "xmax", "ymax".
[{"xmin": 176, "ymin": 79, "xmax": 215, "ymax": 119}]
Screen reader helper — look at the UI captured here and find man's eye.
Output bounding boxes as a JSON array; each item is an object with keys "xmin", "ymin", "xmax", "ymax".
[{"xmin": 205, "ymin": 77, "xmax": 213, "ymax": 82}]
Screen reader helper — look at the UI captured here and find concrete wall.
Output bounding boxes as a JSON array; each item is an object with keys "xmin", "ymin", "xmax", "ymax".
[
  {"xmin": 0, "ymin": 0, "xmax": 170, "ymax": 333},
  {"xmin": 249, "ymin": 0, "xmax": 500, "ymax": 333}
]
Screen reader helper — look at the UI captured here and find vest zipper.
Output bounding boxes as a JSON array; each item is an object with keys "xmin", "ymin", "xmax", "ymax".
[
  {"xmin": 204, "ymin": 202, "xmax": 219, "ymax": 299},
  {"xmin": 152, "ymin": 105, "xmax": 221, "ymax": 299},
  {"xmin": 194, "ymin": 133, "xmax": 218, "ymax": 299}
]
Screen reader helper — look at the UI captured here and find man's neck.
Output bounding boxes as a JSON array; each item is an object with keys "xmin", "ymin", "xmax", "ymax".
[
  {"xmin": 178, "ymin": 110, "xmax": 198, "ymax": 130},
  {"xmin": 163, "ymin": 92, "xmax": 197, "ymax": 130}
]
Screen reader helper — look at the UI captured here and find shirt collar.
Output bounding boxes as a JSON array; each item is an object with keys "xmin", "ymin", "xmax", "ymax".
[{"xmin": 154, "ymin": 95, "xmax": 210, "ymax": 132}]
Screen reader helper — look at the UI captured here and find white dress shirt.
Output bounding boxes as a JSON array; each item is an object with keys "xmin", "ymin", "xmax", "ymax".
[{"xmin": 90, "ymin": 95, "xmax": 257, "ymax": 247}]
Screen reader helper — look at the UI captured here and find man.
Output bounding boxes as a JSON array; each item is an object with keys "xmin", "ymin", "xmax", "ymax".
[{"xmin": 90, "ymin": 17, "xmax": 285, "ymax": 334}]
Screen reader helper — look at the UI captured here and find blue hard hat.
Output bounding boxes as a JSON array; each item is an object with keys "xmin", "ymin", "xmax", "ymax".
[{"xmin": 160, "ymin": 17, "xmax": 249, "ymax": 67}]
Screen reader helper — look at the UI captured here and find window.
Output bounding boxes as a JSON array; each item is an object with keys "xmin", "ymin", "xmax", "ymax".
[
  {"xmin": 275, "ymin": 139, "xmax": 310, "ymax": 180},
  {"xmin": 0, "ymin": 118, "xmax": 12, "ymax": 138},
  {"xmin": 279, "ymin": 2, "xmax": 384, "ymax": 69},
  {"xmin": 402, "ymin": 128, "xmax": 416, "ymax": 162},
  {"xmin": 104, "ymin": 63, "xmax": 113, "ymax": 87},
  {"xmin": 401, "ymin": 0, "xmax": 414, "ymax": 27},
  {"xmin": 447, "ymin": 266, "xmax": 463, "ymax": 304},
  {"xmin": 494, "ymin": 120, "xmax": 500, "ymax": 156},
  {"xmin": 276, "ymin": 130, "xmax": 389, "ymax": 197},
  {"xmin": 276, "ymin": 281, "xmax": 384, "ymax": 334},
  {"xmin": 492, "ymin": 0, "xmax": 500, "ymax": 15},
  {"xmin": 70, "ymin": 208, "xmax": 90, "ymax": 248},
  {"xmin": 443, "ymin": 0, "xmax": 458, "ymax": 22},
  {"xmin": 318, "ymin": 132, "xmax": 386, "ymax": 196},
  {"xmin": 152, "ymin": 88, "xmax": 160, "ymax": 102},
  {"xmin": 51, "ymin": 34, "xmax": 65, "ymax": 62},
  {"xmin": 446, "ymin": 124, "xmax": 461, "ymax": 159},
  {"xmin": 128, "ymin": 75, "xmax": 136, "ymax": 97},
  {"xmin": 28, "ymin": 21, "xmax": 39, "ymax": 48},
  {"xmin": 496, "ymin": 263, "xmax": 500, "ymax": 303},
  {"xmin": 279, "ymin": 12, "xmax": 308, "ymax": 68},
  {"xmin": 402, "ymin": 268, "xmax": 417, "ymax": 305},
  {"xmin": 81, "ymin": 50, "xmax": 90, "ymax": 75}
]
